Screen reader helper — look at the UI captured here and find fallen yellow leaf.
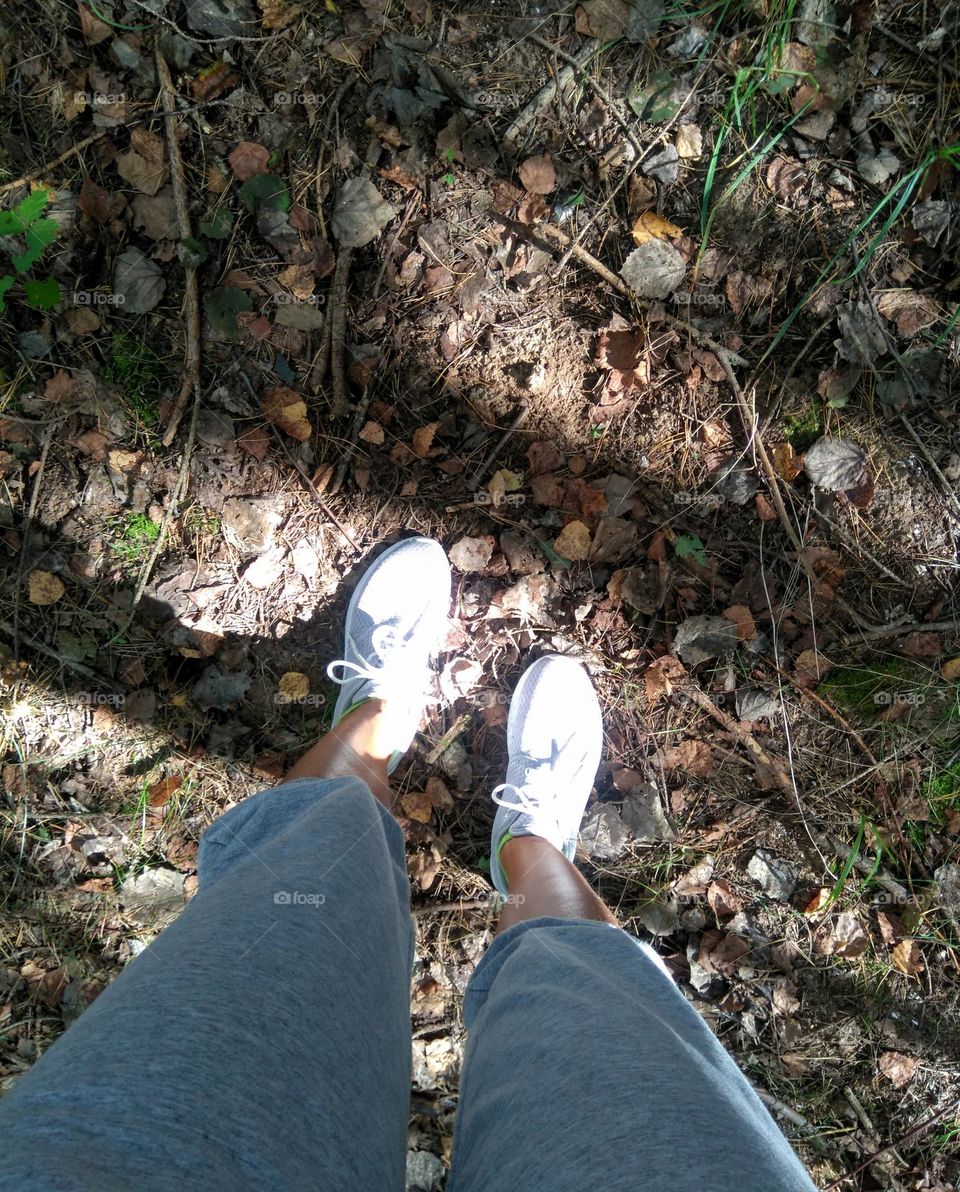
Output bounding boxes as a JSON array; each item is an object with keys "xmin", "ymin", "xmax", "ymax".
[{"xmin": 631, "ymin": 211, "xmax": 683, "ymax": 246}]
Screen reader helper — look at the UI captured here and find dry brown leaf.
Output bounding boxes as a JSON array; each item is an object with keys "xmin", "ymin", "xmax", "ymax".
[
  {"xmin": 115, "ymin": 129, "xmax": 168, "ymax": 196},
  {"xmin": 643, "ymin": 654, "xmax": 686, "ymax": 704},
  {"xmin": 412, "ymin": 422, "xmax": 439, "ymax": 458},
  {"xmin": 575, "ymin": 0, "xmax": 630, "ymax": 40},
  {"xmin": 814, "ymin": 911, "xmax": 869, "ymax": 958},
  {"xmin": 878, "ymin": 1050, "xmax": 919, "ymax": 1088},
  {"xmin": 770, "ymin": 441, "xmax": 801, "ymax": 481},
  {"xmin": 77, "ymin": 0, "xmax": 112, "ymax": 43},
  {"xmin": 722, "ymin": 604, "xmax": 757, "ymax": 641},
  {"xmin": 555, "ymin": 520, "xmax": 592, "ymax": 562},
  {"xmin": 518, "ymin": 154, "xmax": 556, "ymax": 195},
  {"xmin": 28, "ymin": 570, "xmax": 65, "ymax": 605},
  {"xmin": 631, "ymin": 211, "xmax": 683, "ymax": 245},
  {"xmin": 706, "ymin": 879, "xmax": 745, "ymax": 918},
  {"xmin": 662, "ymin": 738, "xmax": 716, "ymax": 778},
  {"xmin": 148, "ymin": 774, "xmax": 184, "ymax": 806},
  {"xmin": 675, "ymin": 124, "xmax": 702, "ymax": 159},
  {"xmin": 228, "ymin": 141, "xmax": 270, "ymax": 181},
  {"xmin": 261, "ymin": 385, "xmax": 311, "ymax": 441},
  {"xmin": 425, "ymin": 776, "xmax": 455, "ymax": 813},
  {"xmin": 401, "ymin": 792, "xmax": 433, "ymax": 824},
  {"xmin": 359, "ymin": 420, "xmax": 385, "ymax": 445},
  {"xmin": 257, "ymin": 0, "xmax": 303, "ymax": 29},
  {"xmin": 237, "ymin": 426, "xmax": 270, "ymax": 459},
  {"xmin": 890, "ymin": 938, "xmax": 924, "ymax": 976}
]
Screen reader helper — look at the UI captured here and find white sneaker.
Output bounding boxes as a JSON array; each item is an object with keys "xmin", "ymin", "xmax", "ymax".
[
  {"xmin": 489, "ymin": 655, "xmax": 603, "ymax": 895},
  {"xmin": 327, "ymin": 537, "xmax": 451, "ymax": 774}
]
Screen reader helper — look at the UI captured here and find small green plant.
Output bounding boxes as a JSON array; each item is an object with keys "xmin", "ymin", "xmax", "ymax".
[
  {"xmin": 105, "ymin": 332, "xmax": 167, "ymax": 427},
  {"xmin": 109, "ymin": 513, "xmax": 161, "ymax": 566},
  {"xmin": 441, "ymin": 147, "xmax": 456, "ymax": 187},
  {"xmin": 0, "ymin": 188, "xmax": 60, "ymax": 314}
]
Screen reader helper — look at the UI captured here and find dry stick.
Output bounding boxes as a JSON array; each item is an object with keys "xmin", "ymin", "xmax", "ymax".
[
  {"xmin": 331, "ymin": 382, "xmax": 374, "ymax": 494},
  {"xmin": 823, "ymin": 1098, "xmax": 959, "ymax": 1190},
  {"xmin": 11, "ymin": 424, "xmax": 55, "ymax": 661},
  {"xmin": 0, "ymin": 132, "xmax": 109, "ymax": 197},
  {"xmin": 503, "ymin": 39, "xmax": 601, "ymax": 145},
  {"xmin": 156, "ymin": 50, "xmax": 202, "ymax": 449},
  {"xmin": 234, "ymin": 369, "xmax": 361, "ymax": 552},
  {"xmin": 0, "ymin": 620, "xmax": 124, "ymax": 689},
  {"xmin": 526, "ymin": 33, "xmax": 644, "ymax": 163},
  {"xmin": 328, "ymin": 247, "xmax": 353, "ymax": 416},
  {"xmin": 840, "ymin": 616, "xmax": 959, "ymax": 646},
  {"xmin": 680, "ymin": 681, "xmax": 796, "ymax": 802},
  {"xmin": 467, "ymin": 399, "xmax": 531, "ymax": 491}
]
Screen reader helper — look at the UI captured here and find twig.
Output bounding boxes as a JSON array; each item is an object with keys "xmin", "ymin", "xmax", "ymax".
[
  {"xmin": 874, "ymin": 21, "xmax": 959, "ymax": 78},
  {"xmin": 680, "ymin": 681, "xmax": 796, "ymax": 802},
  {"xmin": 841, "ymin": 617, "xmax": 959, "ymax": 646},
  {"xmin": 235, "ymin": 368, "xmax": 361, "ymax": 552},
  {"xmin": 12, "ymin": 423, "xmax": 55, "ymax": 662},
  {"xmin": 527, "ymin": 33, "xmax": 644, "ymax": 163},
  {"xmin": 467, "ymin": 399, "xmax": 530, "ymax": 491},
  {"xmin": 110, "ymin": 391, "xmax": 202, "ymax": 645},
  {"xmin": 0, "ymin": 619, "xmax": 124, "ymax": 689},
  {"xmin": 156, "ymin": 50, "xmax": 202, "ymax": 449},
  {"xmin": 332, "ymin": 381, "xmax": 374, "ymax": 494},
  {"xmin": 0, "ymin": 133, "xmax": 108, "ymax": 197},
  {"xmin": 411, "ymin": 898, "xmax": 495, "ymax": 917},
  {"xmin": 504, "ymin": 39, "xmax": 601, "ymax": 145},
  {"xmin": 329, "ymin": 247, "xmax": 353, "ymax": 417},
  {"xmin": 823, "ymin": 1098, "xmax": 959, "ymax": 1189}
]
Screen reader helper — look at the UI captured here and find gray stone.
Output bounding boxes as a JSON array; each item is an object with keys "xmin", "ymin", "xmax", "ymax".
[
  {"xmin": 405, "ymin": 1150, "xmax": 444, "ymax": 1192},
  {"xmin": 747, "ymin": 849, "xmax": 796, "ymax": 901}
]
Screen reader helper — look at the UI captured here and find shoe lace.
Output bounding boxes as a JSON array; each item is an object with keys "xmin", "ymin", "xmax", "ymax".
[
  {"xmin": 327, "ymin": 624, "xmax": 428, "ymax": 704},
  {"xmin": 491, "ymin": 749, "xmax": 564, "ymax": 836}
]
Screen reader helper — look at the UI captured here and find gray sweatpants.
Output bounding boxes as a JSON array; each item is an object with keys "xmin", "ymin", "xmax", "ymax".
[{"xmin": 0, "ymin": 777, "xmax": 815, "ymax": 1190}]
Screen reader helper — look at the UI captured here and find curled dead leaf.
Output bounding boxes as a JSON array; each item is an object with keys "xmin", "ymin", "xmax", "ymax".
[{"xmin": 261, "ymin": 385, "xmax": 311, "ymax": 441}]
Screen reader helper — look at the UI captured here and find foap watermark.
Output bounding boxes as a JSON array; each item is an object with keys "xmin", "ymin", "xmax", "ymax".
[
  {"xmin": 872, "ymin": 87, "xmax": 925, "ymax": 107},
  {"xmin": 674, "ymin": 491, "xmax": 722, "ymax": 513},
  {"xmin": 273, "ymin": 890, "xmax": 326, "ymax": 906},
  {"xmin": 73, "ymin": 91, "xmax": 126, "ymax": 107},
  {"xmin": 874, "ymin": 691, "xmax": 926, "ymax": 707},
  {"xmin": 670, "ymin": 289, "xmax": 725, "ymax": 310},
  {"xmin": 73, "ymin": 291, "xmax": 125, "ymax": 306},
  {"xmin": 274, "ymin": 91, "xmax": 320, "ymax": 106},
  {"xmin": 473, "ymin": 491, "xmax": 526, "ymax": 507},
  {"xmin": 77, "ymin": 691, "xmax": 125, "ymax": 707},
  {"xmin": 273, "ymin": 692, "xmax": 327, "ymax": 707},
  {"xmin": 272, "ymin": 292, "xmax": 326, "ymax": 307}
]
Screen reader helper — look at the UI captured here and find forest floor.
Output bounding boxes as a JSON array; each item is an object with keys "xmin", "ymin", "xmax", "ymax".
[{"xmin": 1, "ymin": 0, "xmax": 960, "ymax": 1187}]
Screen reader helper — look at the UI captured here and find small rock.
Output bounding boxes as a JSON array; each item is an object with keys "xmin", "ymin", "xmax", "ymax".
[
  {"xmin": 747, "ymin": 849, "xmax": 796, "ymax": 901},
  {"xmin": 244, "ymin": 546, "xmax": 287, "ymax": 589},
  {"xmin": 405, "ymin": 1150, "xmax": 444, "ymax": 1192},
  {"xmin": 500, "ymin": 530, "xmax": 544, "ymax": 576},
  {"xmin": 119, "ymin": 867, "xmax": 185, "ymax": 928},
  {"xmin": 449, "ymin": 534, "xmax": 495, "ymax": 573},
  {"xmin": 221, "ymin": 497, "xmax": 282, "ymax": 554}
]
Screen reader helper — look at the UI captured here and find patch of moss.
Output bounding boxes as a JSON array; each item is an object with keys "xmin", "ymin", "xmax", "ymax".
[
  {"xmin": 105, "ymin": 332, "xmax": 169, "ymax": 428},
  {"xmin": 782, "ymin": 405, "xmax": 823, "ymax": 450}
]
